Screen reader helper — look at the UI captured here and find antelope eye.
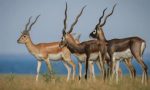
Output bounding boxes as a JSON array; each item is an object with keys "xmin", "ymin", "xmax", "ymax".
[
  {"xmin": 23, "ymin": 35, "xmax": 26, "ymax": 38},
  {"xmin": 93, "ymin": 30, "xmax": 96, "ymax": 34},
  {"xmin": 61, "ymin": 37, "xmax": 64, "ymax": 40}
]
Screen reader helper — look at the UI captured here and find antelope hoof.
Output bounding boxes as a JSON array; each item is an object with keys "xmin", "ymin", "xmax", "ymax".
[
  {"xmin": 79, "ymin": 76, "xmax": 81, "ymax": 80},
  {"xmin": 85, "ymin": 74, "xmax": 87, "ymax": 80}
]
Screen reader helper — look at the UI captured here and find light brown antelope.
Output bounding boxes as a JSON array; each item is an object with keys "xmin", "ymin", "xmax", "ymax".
[
  {"xmin": 60, "ymin": 2, "xmax": 107, "ymax": 81},
  {"xmin": 17, "ymin": 15, "xmax": 76, "ymax": 81},
  {"xmin": 89, "ymin": 4, "xmax": 148, "ymax": 84}
]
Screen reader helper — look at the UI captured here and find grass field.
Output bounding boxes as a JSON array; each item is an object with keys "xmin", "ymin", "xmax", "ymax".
[{"xmin": 0, "ymin": 74, "xmax": 149, "ymax": 90}]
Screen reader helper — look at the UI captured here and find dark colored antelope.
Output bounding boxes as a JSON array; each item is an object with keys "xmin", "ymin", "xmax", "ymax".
[
  {"xmin": 60, "ymin": 2, "xmax": 107, "ymax": 81},
  {"xmin": 89, "ymin": 5, "xmax": 148, "ymax": 84},
  {"xmin": 71, "ymin": 33, "xmax": 104, "ymax": 80},
  {"xmin": 17, "ymin": 15, "xmax": 76, "ymax": 81},
  {"xmin": 90, "ymin": 6, "xmax": 136, "ymax": 81}
]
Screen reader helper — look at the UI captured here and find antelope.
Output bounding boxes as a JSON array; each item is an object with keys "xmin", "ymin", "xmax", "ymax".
[
  {"xmin": 60, "ymin": 2, "xmax": 107, "ymax": 81},
  {"xmin": 17, "ymin": 15, "xmax": 76, "ymax": 81},
  {"xmin": 89, "ymin": 4, "xmax": 148, "ymax": 84},
  {"xmin": 72, "ymin": 33, "xmax": 102, "ymax": 80},
  {"xmin": 90, "ymin": 6, "xmax": 136, "ymax": 81},
  {"xmin": 75, "ymin": 34, "xmax": 121, "ymax": 80}
]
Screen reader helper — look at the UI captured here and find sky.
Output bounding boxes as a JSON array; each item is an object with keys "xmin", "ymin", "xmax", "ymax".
[{"xmin": 0, "ymin": 0, "xmax": 150, "ymax": 55}]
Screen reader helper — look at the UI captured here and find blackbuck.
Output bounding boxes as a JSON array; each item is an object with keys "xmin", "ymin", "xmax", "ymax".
[
  {"xmin": 74, "ymin": 34, "xmax": 123, "ymax": 80},
  {"xmin": 71, "ymin": 34, "xmax": 102, "ymax": 80},
  {"xmin": 89, "ymin": 5, "xmax": 148, "ymax": 84},
  {"xmin": 17, "ymin": 15, "xmax": 76, "ymax": 81},
  {"xmin": 60, "ymin": 2, "xmax": 107, "ymax": 81},
  {"xmin": 90, "ymin": 5, "xmax": 136, "ymax": 81}
]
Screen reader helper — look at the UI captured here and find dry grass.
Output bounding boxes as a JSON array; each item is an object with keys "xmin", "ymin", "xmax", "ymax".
[{"xmin": 0, "ymin": 74, "xmax": 149, "ymax": 90}]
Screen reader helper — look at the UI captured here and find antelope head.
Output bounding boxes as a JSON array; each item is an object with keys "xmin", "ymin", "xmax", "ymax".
[
  {"xmin": 17, "ymin": 15, "xmax": 40, "ymax": 44},
  {"xmin": 60, "ymin": 2, "xmax": 86, "ymax": 47},
  {"xmin": 89, "ymin": 4, "xmax": 116, "ymax": 40}
]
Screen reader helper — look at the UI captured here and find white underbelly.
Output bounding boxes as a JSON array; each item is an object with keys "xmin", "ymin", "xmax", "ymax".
[
  {"xmin": 33, "ymin": 53, "xmax": 62, "ymax": 61},
  {"xmin": 74, "ymin": 54, "xmax": 86, "ymax": 62},
  {"xmin": 89, "ymin": 52, "xmax": 99, "ymax": 61},
  {"xmin": 48, "ymin": 53, "xmax": 62, "ymax": 60},
  {"xmin": 113, "ymin": 49, "xmax": 133, "ymax": 60},
  {"xmin": 74, "ymin": 52, "xmax": 99, "ymax": 62}
]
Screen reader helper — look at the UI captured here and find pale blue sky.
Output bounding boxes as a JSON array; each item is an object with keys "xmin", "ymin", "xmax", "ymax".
[{"xmin": 0, "ymin": 0, "xmax": 150, "ymax": 54}]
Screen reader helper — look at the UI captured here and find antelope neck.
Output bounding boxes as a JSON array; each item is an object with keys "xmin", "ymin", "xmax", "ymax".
[
  {"xmin": 98, "ymin": 30, "xmax": 107, "ymax": 42},
  {"xmin": 66, "ymin": 37, "xmax": 84, "ymax": 53},
  {"xmin": 25, "ymin": 37, "xmax": 38, "ymax": 54}
]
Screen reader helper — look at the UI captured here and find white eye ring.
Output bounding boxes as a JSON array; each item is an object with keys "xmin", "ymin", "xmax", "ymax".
[{"xmin": 93, "ymin": 30, "xmax": 96, "ymax": 34}]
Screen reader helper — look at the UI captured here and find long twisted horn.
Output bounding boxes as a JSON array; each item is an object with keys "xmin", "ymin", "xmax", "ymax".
[
  {"xmin": 28, "ymin": 15, "xmax": 40, "ymax": 31},
  {"xmin": 25, "ymin": 16, "xmax": 32, "ymax": 31},
  {"xmin": 62, "ymin": 2, "xmax": 68, "ymax": 35},
  {"xmin": 68, "ymin": 5, "xmax": 86, "ymax": 33},
  {"xmin": 98, "ymin": 8, "xmax": 107, "ymax": 25},
  {"xmin": 100, "ymin": 4, "xmax": 116, "ymax": 27}
]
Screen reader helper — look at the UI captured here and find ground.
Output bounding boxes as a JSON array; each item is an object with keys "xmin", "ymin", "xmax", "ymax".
[{"xmin": 0, "ymin": 74, "xmax": 149, "ymax": 90}]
